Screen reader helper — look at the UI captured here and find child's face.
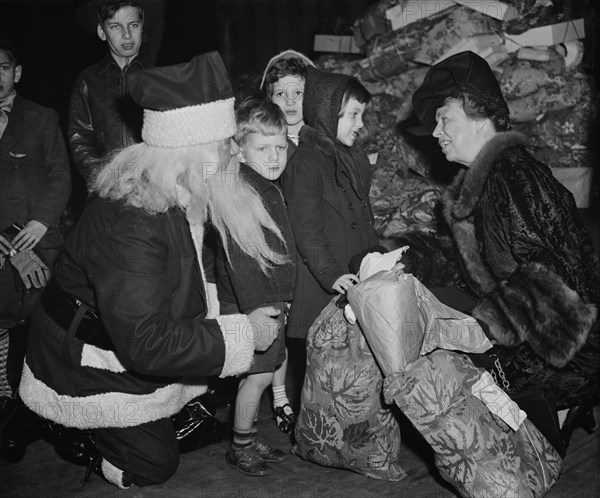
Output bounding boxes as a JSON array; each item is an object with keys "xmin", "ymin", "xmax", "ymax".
[
  {"xmin": 336, "ymin": 98, "xmax": 366, "ymax": 147},
  {"xmin": 240, "ymin": 132, "xmax": 288, "ymax": 181},
  {"xmin": 270, "ymin": 75, "xmax": 305, "ymax": 128},
  {"xmin": 97, "ymin": 5, "xmax": 143, "ymax": 61}
]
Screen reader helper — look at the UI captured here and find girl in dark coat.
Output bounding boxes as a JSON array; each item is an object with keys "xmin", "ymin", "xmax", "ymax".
[
  {"xmin": 405, "ymin": 51, "xmax": 599, "ymax": 453},
  {"xmin": 281, "ymin": 67, "xmax": 379, "ymax": 340}
]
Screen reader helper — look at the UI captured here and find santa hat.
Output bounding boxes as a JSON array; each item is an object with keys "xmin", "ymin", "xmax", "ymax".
[
  {"xmin": 128, "ymin": 51, "xmax": 236, "ymax": 148},
  {"xmin": 259, "ymin": 49, "xmax": 315, "ymax": 91},
  {"xmin": 412, "ymin": 51, "xmax": 508, "ymax": 133},
  {"xmin": 75, "ymin": 0, "xmax": 163, "ymax": 34}
]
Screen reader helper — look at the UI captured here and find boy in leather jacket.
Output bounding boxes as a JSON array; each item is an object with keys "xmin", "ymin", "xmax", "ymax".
[{"xmin": 68, "ymin": 0, "xmax": 162, "ymax": 186}]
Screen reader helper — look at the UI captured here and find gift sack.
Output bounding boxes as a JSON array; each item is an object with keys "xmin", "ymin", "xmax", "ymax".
[
  {"xmin": 347, "ymin": 270, "xmax": 491, "ymax": 376},
  {"xmin": 384, "ymin": 350, "xmax": 562, "ymax": 498},
  {"xmin": 293, "ymin": 298, "xmax": 406, "ymax": 481}
]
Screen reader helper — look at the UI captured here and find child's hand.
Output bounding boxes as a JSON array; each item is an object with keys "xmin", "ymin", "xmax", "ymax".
[
  {"xmin": 332, "ymin": 273, "xmax": 359, "ymax": 294},
  {"xmin": 0, "ymin": 234, "xmax": 16, "ymax": 258},
  {"xmin": 12, "ymin": 220, "xmax": 48, "ymax": 252},
  {"xmin": 248, "ymin": 306, "xmax": 281, "ymax": 352}
]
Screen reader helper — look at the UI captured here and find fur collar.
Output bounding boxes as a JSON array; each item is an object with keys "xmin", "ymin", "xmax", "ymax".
[{"xmin": 443, "ymin": 132, "xmax": 529, "ymax": 221}]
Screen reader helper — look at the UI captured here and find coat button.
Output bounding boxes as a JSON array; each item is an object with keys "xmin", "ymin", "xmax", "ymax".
[
  {"xmin": 348, "ymin": 203, "xmax": 354, "ymax": 210},
  {"xmin": 366, "ymin": 220, "xmax": 373, "ymax": 226},
  {"xmin": 351, "ymin": 222, "xmax": 358, "ymax": 229},
  {"xmin": 362, "ymin": 200, "xmax": 368, "ymax": 207}
]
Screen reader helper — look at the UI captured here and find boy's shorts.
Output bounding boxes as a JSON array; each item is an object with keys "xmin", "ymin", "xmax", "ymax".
[{"xmin": 248, "ymin": 301, "xmax": 286, "ymax": 374}]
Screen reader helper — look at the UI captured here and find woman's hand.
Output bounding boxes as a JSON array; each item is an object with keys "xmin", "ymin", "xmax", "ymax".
[
  {"xmin": 332, "ymin": 273, "xmax": 359, "ymax": 294},
  {"xmin": 12, "ymin": 220, "xmax": 48, "ymax": 252}
]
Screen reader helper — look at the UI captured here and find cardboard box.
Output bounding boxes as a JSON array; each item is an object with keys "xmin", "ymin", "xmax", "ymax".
[
  {"xmin": 452, "ymin": 0, "xmax": 518, "ymax": 21},
  {"xmin": 386, "ymin": 0, "xmax": 454, "ymax": 31},
  {"xmin": 313, "ymin": 34, "xmax": 363, "ymax": 54},
  {"xmin": 505, "ymin": 19, "xmax": 585, "ymax": 52}
]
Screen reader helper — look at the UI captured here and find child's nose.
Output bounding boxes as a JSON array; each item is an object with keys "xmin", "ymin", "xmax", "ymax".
[{"xmin": 123, "ymin": 27, "xmax": 132, "ymax": 39}]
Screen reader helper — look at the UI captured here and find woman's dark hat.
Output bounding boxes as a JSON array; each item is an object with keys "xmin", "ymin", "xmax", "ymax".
[
  {"xmin": 75, "ymin": 0, "xmax": 163, "ymax": 34},
  {"xmin": 412, "ymin": 51, "xmax": 506, "ymax": 133}
]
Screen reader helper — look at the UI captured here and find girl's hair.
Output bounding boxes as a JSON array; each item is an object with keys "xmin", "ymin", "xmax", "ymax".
[
  {"xmin": 446, "ymin": 85, "xmax": 511, "ymax": 132},
  {"xmin": 235, "ymin": 96, "xmax": 288, "ymax": 145},
  {"xmin": 338, "ymin": 77, "xmax": 371, "ymax": 117},
  {"xmin": 98, "ymin": 2, "xmax": 144, "ymax": 24},
  {"xmin": 263, "ymin": 58, "xmax": 308, "ymax": 98}
]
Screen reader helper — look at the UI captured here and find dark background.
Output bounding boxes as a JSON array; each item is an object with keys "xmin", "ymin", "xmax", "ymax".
[
  {"xmin": 0, "ymin": 0, "xmax": 374, "ymax": 126},
  {"xmin": 1, "ymin": 0, "xmax": 598, "ymax": 126},
  {"xmin": 1, "ymin": 0, "xmax": 599, "ymax": 210}
]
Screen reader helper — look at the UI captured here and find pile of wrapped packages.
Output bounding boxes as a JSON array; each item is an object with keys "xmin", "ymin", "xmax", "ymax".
[{"xmin": 312, "ymin": 0, "xmax": 596, "ymax": 237}]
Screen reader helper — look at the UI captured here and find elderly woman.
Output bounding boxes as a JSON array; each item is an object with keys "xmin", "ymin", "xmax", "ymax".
[{"xmin": 397, "ymin": 51, "xmax": 599, "ymax": 452}]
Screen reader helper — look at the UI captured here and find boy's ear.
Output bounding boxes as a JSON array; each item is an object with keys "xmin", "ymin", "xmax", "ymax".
[
  {"xmin": 97, "ymin": 23, "xmax": 107, "ymax": 41},
  {"xmin": 233, "ymin": 139, "xmax": 246, "ymax": 162},
  {"xmin": 14, "ymin": 65, "xmax": 22, "ymax": 84}
]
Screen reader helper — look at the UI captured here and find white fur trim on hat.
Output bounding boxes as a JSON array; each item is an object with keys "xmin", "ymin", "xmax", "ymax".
[
  {"xmin": 260, "ymin": 49, "xmax": 315, "ymax": 91},
  {"xmin": 216, "ymin": 314, "xmax": 254, "ymax": 378},
  {"xmin": 142, "ymin": 97, "xmax": 236, "ymax": 147}
]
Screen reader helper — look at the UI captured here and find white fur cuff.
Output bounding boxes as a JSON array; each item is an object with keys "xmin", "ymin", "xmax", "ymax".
[
  {"xmin": 216, "ymin": 314, "xmax": 255, "ymax": 378},
  {"xmin": 142, "ymin": 98, "xmax": 236, "ymax": 148},
  {"xmin": 101, "ymin": 458, "xmax": 130, "ymax": 489}
]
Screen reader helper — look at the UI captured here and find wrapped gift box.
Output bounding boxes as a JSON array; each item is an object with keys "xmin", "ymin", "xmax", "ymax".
[
  {"xmin": 452, "ymin": 0, "xmax": 518, "ymax": 21},
  {"xmin": 505, "ymin": 19, "xmax": 585, "ymax": 52},
  {"xmin": 385, "ymin": 0, "xmax": 454, "ymax": 31},
  {"xmin": 313, "ymin": 34, "xmax": 364, "ymax": 54},
  {"xmin": 551, "ymin": 167, "xmax": 594, "ymax": 208}
]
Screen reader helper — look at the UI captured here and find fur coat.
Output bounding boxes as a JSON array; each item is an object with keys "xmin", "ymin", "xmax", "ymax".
[
  {"xmin": 441, "ymin": 131, "xmax": 599, "ymax": 406},
  {"xmin": 385, "ymin": 132, "xmax": 600, "ymax": 406}
]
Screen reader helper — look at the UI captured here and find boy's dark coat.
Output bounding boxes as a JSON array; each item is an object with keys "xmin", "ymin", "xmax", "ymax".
[
  {"xmin": 68, "ymin": 53, "xmax": 146, "ymax": 184},
  {"xmin": 0, "ymin": 94, "xmax": 71, "ymax": 321},
  {"xmin": 217, "ymin": 163, "xmax": 296, "ymax": 313}
]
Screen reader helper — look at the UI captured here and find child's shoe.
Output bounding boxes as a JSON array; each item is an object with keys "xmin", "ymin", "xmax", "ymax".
[
  {"xmin": 226, "ymin": 443, "xmax": 271, "ymax": 476},
  {"xmin": 251, "ymin": 438, "xmax": 286, "ymax": 462},
  {"xmin": 273, "ymin": 403, "xmax": 296, "ymax": 433}
]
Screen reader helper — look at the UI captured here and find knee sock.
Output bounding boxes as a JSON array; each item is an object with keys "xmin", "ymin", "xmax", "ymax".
[
  {"xmin": 272, "ymin": 385, "xmax": 289, "ymax": 409},
  {"xmin": 232, "ymin": 428, "xmax": 255, "ymax": 449}
]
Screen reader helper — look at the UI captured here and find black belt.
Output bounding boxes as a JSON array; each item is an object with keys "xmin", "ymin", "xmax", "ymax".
[{"xmin": 42, "ymin": 278, "xmax": 115, "ymax": 351}]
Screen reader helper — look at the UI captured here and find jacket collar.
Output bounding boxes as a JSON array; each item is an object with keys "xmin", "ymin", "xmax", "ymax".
[
  {"xmin": 444, "ymin": 131, "xmax": 529, "ymax": 220},
  {"xmin": 240, "ymin": 162, "xmax": 275, "ymax": 194},
  {"xmin": 0, "ymin": 95, "xmax": 34, "ymax": 149},
  {"xmin": 96, "ymin": 51, "xmax": 144, "ymax": 76}
]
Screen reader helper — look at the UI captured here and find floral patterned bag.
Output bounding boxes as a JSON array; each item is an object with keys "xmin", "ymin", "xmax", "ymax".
[
  {"xmin": 383, "ymin": 350, "xmax": 562, "ymax": 498},
  {"xmin": 293, "ymin": 298, "xmax": 406, "ymax": 481}
]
